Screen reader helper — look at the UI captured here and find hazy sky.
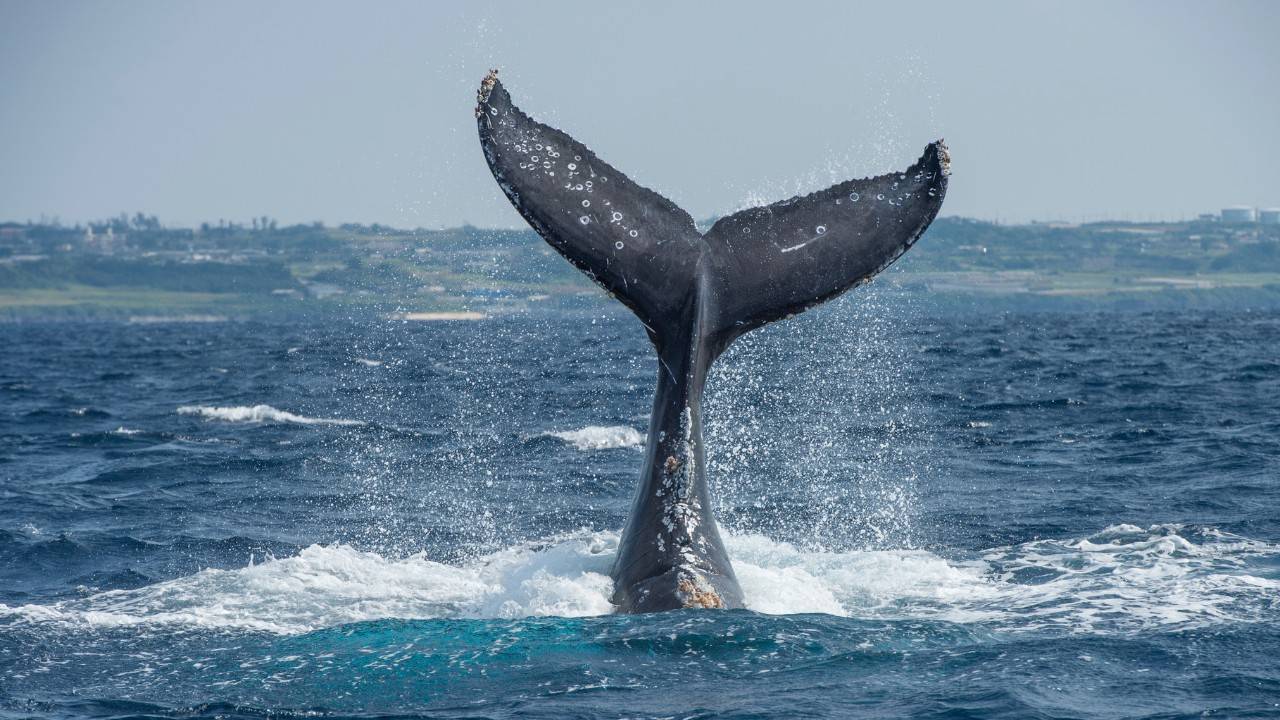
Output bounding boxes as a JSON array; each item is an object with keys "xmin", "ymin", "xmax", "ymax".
[{"xmin": 2, "ymin": 1, "xmax": 1278, "ymax": 228}]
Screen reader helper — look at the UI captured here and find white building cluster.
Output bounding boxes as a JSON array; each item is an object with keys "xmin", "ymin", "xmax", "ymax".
[{"xmin": 1221, "ymin": 206, "xmax": 1280, "ymax": 224}]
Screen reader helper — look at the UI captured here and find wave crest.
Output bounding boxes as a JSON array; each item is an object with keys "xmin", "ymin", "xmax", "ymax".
[
  {"xmin": 1, "ymin": 534, "xmax": 617, "ymax": 634},
  {"xmin": 177, "ymin": 405, "xmax": 364, "ymax": 427},
  {"xmin": 1, "ymin": 524, "xmax": 1272, "ymax": 636},
  {"xmin": 544, "ymin": 425, "xmax": 644, "ymax": 451}
]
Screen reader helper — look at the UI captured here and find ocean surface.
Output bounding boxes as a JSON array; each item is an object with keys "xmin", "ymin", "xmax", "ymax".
[{"xmin": 1, "ymin": 294, "xmax": 1278, "ymax": 719}]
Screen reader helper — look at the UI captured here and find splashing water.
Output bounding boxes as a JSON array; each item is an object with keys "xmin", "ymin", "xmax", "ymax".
[
  {"xmin": 707, "ymin": 284, "xmax": 927, "ymax": 551},
  {"xmin": 3, "ymin": 524, "xmax": 1272, "ymax": 637}
]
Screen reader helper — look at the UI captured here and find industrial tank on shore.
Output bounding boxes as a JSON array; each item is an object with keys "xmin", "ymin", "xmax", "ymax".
[{"xmin": 1222, "ymin": 206, "xmax": 1256, "ymax": 223}]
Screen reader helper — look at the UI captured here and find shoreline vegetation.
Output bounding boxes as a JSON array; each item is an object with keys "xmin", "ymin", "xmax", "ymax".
[{"xmin": 2, "ymin": 215, "xmax": 1279, "ymax": 320}]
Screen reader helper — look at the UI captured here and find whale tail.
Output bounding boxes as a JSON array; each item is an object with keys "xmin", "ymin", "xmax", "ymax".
[
  {"xmin": 476, "ymin": 71, "xmax": 948, "ymax": 351},
  {"xmin": 476, "ymin": 70, "xmax": 948, "ymax": 612}
]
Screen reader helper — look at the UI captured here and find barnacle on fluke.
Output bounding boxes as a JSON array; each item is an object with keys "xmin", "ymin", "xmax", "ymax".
[
  {"xmin": 475, "ymin": 72, "xmax": 948, "ymax": 612},
  {"xmin": 474, "ymin": 68, "xmax": 500, "ymax": 118}
]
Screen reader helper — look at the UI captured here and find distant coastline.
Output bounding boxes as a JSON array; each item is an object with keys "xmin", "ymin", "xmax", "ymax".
[{"xmin": 2, "ymin": 215, "xmax": 1279, "ymax": 320}]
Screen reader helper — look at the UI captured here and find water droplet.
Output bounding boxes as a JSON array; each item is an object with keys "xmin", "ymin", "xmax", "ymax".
[
  {"xmin": 567, "ymin": 163, "xmax": 577, "ymax": 170},
  {"xmin": 489, "ymin": 107, "xmax": 498, "ymax": 116},
  {"xmin": 816, "ymin": 225, "xmax": 827, "ymax": 234},
  {"xmin": 742, "ymin": 226, "xmax": 751, "ymax": 234},
  {"xmin": 575, "ymin": 184, "xmax": 584, "ymax": 191},
  {"xmin": 582, "ymin": 200, "xmax": 590, "ymax": 207},
  {"xmin": 579, "ymin": 216, "xmax": 591, "ymax": 225},
  {"xmin": 612, "ymin": 212, "xmax": 623, "ymax": 221},
  {"xmin": 542, "ymin": 161, "xmax": 551, "ymax": 169},
  {"xmin": 531, "ymin": 155, "xmax": 539, "ymax": 162},
  {"xmin": 876, "ymin": 194, "xmax": 885, "ymax": 200},
  {"xmin": 585, "ymin": 181, "xmax": 593, "ymax": 188},
  {"xmin": 629, "ymin": 229, "xmax": 638, "ymax": 237},
  {"xmin": 535, "ymin": 144, "xmax": 543, "ymax": 150},
  {"xmin": 849, "ymin": 192, "xmax": 860, "ymax": 202},
  {"xmin": 615, "ymin": 241, "xmax": 625, "ymax": 250},
  {"xmin": 574, "ymin": 155, "xmax": 582, "ymax": 161}
]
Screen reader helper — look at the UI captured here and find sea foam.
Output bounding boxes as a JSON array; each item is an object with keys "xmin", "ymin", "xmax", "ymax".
[
  {"xmin": 544, "ymin": 425, "xmax": 644, "ymax": 451},
  {"xmin": 177, "ymin": 405, "xmax": 364, "ymax": 427},
  {"xmin": 1, "ymin": 524, "xmax": 1273, "ymax": 636}
]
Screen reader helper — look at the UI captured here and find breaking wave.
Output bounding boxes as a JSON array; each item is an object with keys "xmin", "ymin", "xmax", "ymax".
[
  {"xmin": 177, "ymin": 405, "xmax": 365, "ymax": 427},
  {"xmin": 1, "ymin": 524, "xmax": 1273, "ymax": 636},
  {"xmin": 544, "ymin": 425, "xmax": 644, "ymax": 451}
]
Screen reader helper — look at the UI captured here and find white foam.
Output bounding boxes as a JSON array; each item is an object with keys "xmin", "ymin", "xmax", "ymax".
[
  {"xmin": 1, "ymin": 535, "xmax": 617, "ymax": 634},
  {"xmin": 735, "ymin": 524, "xmax": 1279, "ymax": 633},
  {"xmin": 729, "ymin": 534, "xmax": 997, "ymax": 619},
  {"xmin": 972, "ymin": 524, "xmax": 1280, "ymax": 633},
  {"xmin": 111, "ymin": 427, "xmax": 142, "ymax": 435},
  {"xmin": 177, "ymin": 405, "xmax": 364, "ymax": 427},
  {"xmin": 355, "ymin": 358, "xmax": 383, "ymax": 367},
  {"xmin": 1, "ymin": 525, "xmax": 1272, "ymax": 636},
  {"xmin": 545, "ymin": 425, "xmax": 644, "ymax": 451}
]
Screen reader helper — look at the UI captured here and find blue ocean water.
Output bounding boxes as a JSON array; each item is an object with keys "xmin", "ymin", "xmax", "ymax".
[{"xmin": 1, "ymin": 295, "xmax": 1278, "ymax": 718}]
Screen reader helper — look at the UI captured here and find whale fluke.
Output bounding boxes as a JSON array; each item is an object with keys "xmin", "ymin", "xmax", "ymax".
[
  {"xmin": 702, "ymin": 142, "xmax": 950, "ymax": 345},
  {"xmin": 476, "ymin": 71, "xmax": 702, "ymax": 344},
  {"xmin": 476, "ymin": 70, "xmax": 948, "ymax": 613}
]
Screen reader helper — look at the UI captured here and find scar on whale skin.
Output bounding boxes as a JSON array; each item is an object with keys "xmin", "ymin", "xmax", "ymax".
[{"xmin": 474, "ymin": 70, "xmax": 948, "ymax": 613}]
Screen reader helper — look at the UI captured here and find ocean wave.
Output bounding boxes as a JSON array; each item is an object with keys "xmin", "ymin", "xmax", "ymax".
[
  {"xmin": 127, "ymin": 314, "xmax": 228, "ymax": 324},
  {"xmin": 734, "ymin": 523, "xmax": 1280, "ymax": 633},
  {"xmin": 543, "ymin": 425, "xmax": 644, "ymax": 451},
  {"xmin": 0, "ymin": 534, "xmax": 618, "ymax": 634},
  {"xmin": 177, "ymin": 405, "xmax": 364, "ymax": 427},
  {"xmin": 1, "ymin": 524, "xmax": 1273, "ymax": 636},
  {"xmin": 973, "ymin": 523, "xmax": 1280, "ymax": 633}
]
